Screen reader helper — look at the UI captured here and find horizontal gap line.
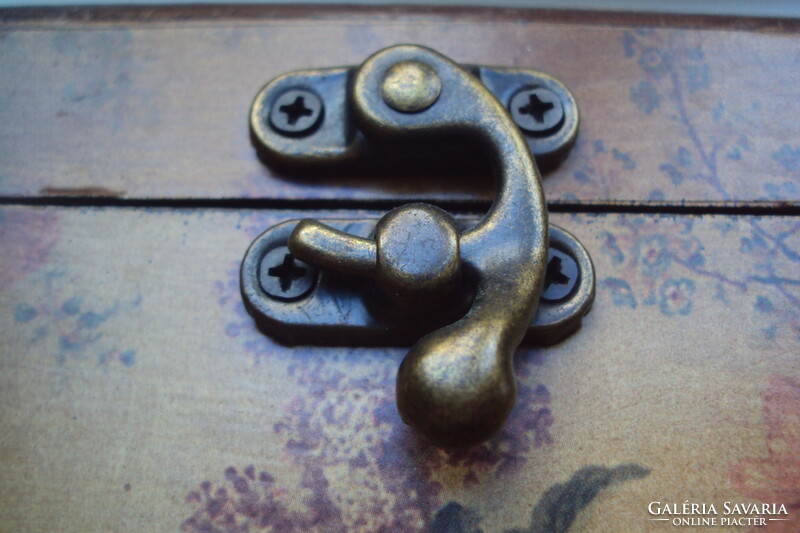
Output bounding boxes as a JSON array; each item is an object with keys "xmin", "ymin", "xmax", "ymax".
[
  {"xmin": 2, "ymin": 5, "xmax": 798, "ymax": 31},
  {"xmin": 549, "ymin": 201, "xmax": 800, "ymax": 216},
  {"xmin": 0, "ymin": 196, "xmax": 799, "ymax": 217}
]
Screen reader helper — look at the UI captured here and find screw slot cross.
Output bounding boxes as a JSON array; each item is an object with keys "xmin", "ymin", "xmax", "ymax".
[
  {"xmin": 279, "ymin": 96, "xmax": 313, "ymax": 125},
  {"xmin": 544, "ymin": 255, "xmax": 569, "ymax": 290},
  {"xmin": 268, "ymin": 253, "xmax": 308, "ymax": 292},
  {"xmin": 519, "ymin": 93, "xmax": 554, "ymax": 124}
]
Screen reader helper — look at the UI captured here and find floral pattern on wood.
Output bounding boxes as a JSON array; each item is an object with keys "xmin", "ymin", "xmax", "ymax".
[
  {"xmin": 598, "ymin": 215, "xmax": 800, "ymax": 340},
  {"xmin": 538, "ymin": 27, "xmax": 800, "ymax": 203},
  {"xmin": 621, "ymin": 29, "xmax": 759, "ymax": 200},
  {"xmin": 430, "ymin": 464, "xmax": 649, "ymax": 533},
  {"xmin": 182, "ymin": 463, "xmax": 649, "ymax": 533},
  {"xmin": 200, "ymin": 331, "xmax": 554, "ymax": 530},
  {"xmin": 1, "ymin": 208, "xmax": 140, "ymax": 369},
  {"xmin": 729, "ymin": 375, "xmax": 800, "ymax": 533},
  {"xmin": 12, "ymin": 284, "xmax": 141, "ymax": 368},
  {"xmin": 561, "ymin": 138, "xmax": 638, "ymax": 201}
]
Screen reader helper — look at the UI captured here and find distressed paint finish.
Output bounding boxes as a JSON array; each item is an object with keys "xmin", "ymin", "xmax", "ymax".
[
  {"xmin": 1, "ymin": 7, "xmax": 799, "ymax": 531},
  {"xmin": 0, "ymin": 207, "xmax": 797, "ymax": 531},
  {"xmin": 0, "ymin": 11, "xmax": 799, "ymax": 204}
]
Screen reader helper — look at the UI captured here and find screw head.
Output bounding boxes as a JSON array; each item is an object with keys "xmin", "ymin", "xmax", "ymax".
[
  {"xmin": 259, "ymin": 246, "xmax": 317, "ymax": 301},
  {"xmin": 380, "ymin": 60, "xmax": 442, "ymax": 113},
  {"xmin": 541, "ymin": 247, "xmax": 579, "ymax": 303},
  {"xmin": 508, "ymin": 87, "xmax": 565, "ymax": 136},
  {"xmin": 269, "ymin": 89, "xmax": 324, "ymax": 136}
]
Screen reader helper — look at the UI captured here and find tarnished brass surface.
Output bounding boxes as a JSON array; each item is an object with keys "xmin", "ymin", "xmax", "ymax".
[
  {"xmin": 291, "ymin": 204, "xmax": 461, "ymax": 306},
  {"xmin": 380, "ymin": 60, "xmax": 442, "ymax": 113},
  {"xmin": 242, "ymin": 218, "xmax": 594, "ymax": 346},
  {"xmin": 291, "ymin": 45, "xmax": 548, "ymax": 447},
  {"xmin": 248, "ymin": 55, "xmax": 579, "ymax": 172},
  {"xmin": 243, "ymin": 44, "xmax": 592, "ymax": 448}
]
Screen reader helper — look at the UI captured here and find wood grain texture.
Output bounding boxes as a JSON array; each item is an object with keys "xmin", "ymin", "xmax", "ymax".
[
  {"xmin": 1, "ymin": 7, "xmax": 799, "ymax": 204},
  {"xmin": 0, "ymin": 206, "xmax": 797, "ymax": 532}
]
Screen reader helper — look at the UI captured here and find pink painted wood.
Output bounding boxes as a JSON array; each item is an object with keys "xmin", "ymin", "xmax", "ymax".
[{"xmin": 0, "ymin": 7, "xmax": 798, "ymax": 205}]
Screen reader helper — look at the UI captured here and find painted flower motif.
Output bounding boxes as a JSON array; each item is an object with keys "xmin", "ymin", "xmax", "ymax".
[
  {"xmin": 658, "ymin": 278, "xmax": 695, "ymax": 316},
  {"xmin": 659, "ymin": 163, "xmax": 684, "ymax": 185},
  {"xmin": 428, "ymin": 463, "xmax": 650, "ymax": 533},
  {"xmin": 182, "ymin": 366, "xmax": 554, "ymax": 532},
  {"xmin": 594, "ymin": 215, "xmax": 797, "ymax": 332},
  {"xmin": 182, "ymin": 465, "xmax": 315, "ymax": 533},
  {"xmin": 630, "ymin": 81, "xmax": 661, "ymax": 114},
  {"xmin": 622, "ymin": 29, "xmax": 761, "ymax": 200},
  {"xmin": 772, "ymin": 144, "xmax": 800, "ymax": 174},
  {"xmin": 567, "ymin": 138, "xmax": 639, "ymax": 197},
  {"xmin": 600, "ymin": 231, "xmax": 625, "ymax": 265},
  {"xmin": 683, "ymin": 63, "xmax": 710, "ymax": 93},
  {"xmin": 184, "ymin": 462, "xmax": 651, "ymax": 533},
  {"xmin": 13, "ymin": 290, "xmax": 140, "ymax": 367},
  {"xmin": 638, "ymin": 47, "xmax": 672, "ymax": 79},
  {"xmin": 672, "ymin": 235, "xmax": 705, "ymax": 269},
  {"xmin": 600, "ymin": 277, "xmax": 637, "ymax": 309},
  {"xmin": 730, "ymin": 375, "xmax": 800, "ymax": 532},
  {"xmin": 634, "ymin": 234, "xmax": 670, "ymax": 278},
  {"xmin": 763, "ymin": 181, "xmax": 798, "ymax": 200}
]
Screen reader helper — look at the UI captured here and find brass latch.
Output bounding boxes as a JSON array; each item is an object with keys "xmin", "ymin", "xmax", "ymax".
[{"xmin": 241, "ymin": 45, "xmax": 594, "ymax": 448}]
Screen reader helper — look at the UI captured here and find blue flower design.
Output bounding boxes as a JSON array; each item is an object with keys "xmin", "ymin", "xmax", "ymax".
[
  {"xmin": 592, "ymin": 139, "xmax": 607, "ymax": 153},
  {"xmin": 763, "ymin": 181, "xmax": 798, "ymax": 200},
  {"xmin": 634, "ymin": 235, "xmax": 670, "ymax": 278},
  {"xmin": 658, "ymin": 278, "xmax": 695, "ymax": 316},
  {"xmin": 601, "ymin": 278, "xmax": 637, "ymax": 308},
  {"xmin": 630, "ymin": 81, "xmax": 661, "ymax": 114},
  {"xmin": 674, "ymin": 146, "xmax": 693, "ymax": 168},
  {"xmin": 754, "ymin": 295, "xmax": 773, "ymax": 314},
  {"xmin": 14, "ymin": 294, "xmax": 140, "ymax": 367},
  {"xmin": 659, "ymin": 163, "xmax": 683, "ymax": 185},
  {"xmin": 727, "ymin": 147, "xmax": 742, "ymax": 161},
  {"xmin": 612, "ymin": 148, "xmax": 637, "ymax": 170},
  {"xmin": 600, "ymin": 232, "xmax": 625, "ymax": 265},
  {"xmin": 622, "ymin": 31, "xmax": 637, "ymax": 57},
  {"xmin": 573, "ymin": 170, "xmax": 591, "ymax": 184},
  {"xmin": 14, "ymin": 303, "xmax": 37, "ymax": 323},
  {"xmin": 772, "ymin": 144, "xmax": 800, "ymax": 173},
  {"xmin": 683, "ymin": 64, "xmax": 710, "ymax": 93},
  {"xmin": 638, "ymin": 47, "xmax": 672, "ymax": 79}
]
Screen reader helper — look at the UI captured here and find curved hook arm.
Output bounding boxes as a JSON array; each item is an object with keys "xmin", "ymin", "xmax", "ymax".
[{"xmin": 289, "ymin": 45, "xmax": 548, "ymax": 447}]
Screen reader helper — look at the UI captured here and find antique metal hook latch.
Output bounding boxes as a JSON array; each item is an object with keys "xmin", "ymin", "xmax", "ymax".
[{"xmin": 241, "ymin": 45, "xmax": 595, "ymax": 448}]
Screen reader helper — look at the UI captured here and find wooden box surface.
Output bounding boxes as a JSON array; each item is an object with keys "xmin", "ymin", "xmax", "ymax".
[{"xmin": 0, "ymin": 6, "xmax": 798, "ymax": 532}]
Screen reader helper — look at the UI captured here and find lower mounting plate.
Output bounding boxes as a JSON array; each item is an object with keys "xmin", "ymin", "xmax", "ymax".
[{"xmin": 241, "ymin": 218, "xmax": 594, "ymax": 347}]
